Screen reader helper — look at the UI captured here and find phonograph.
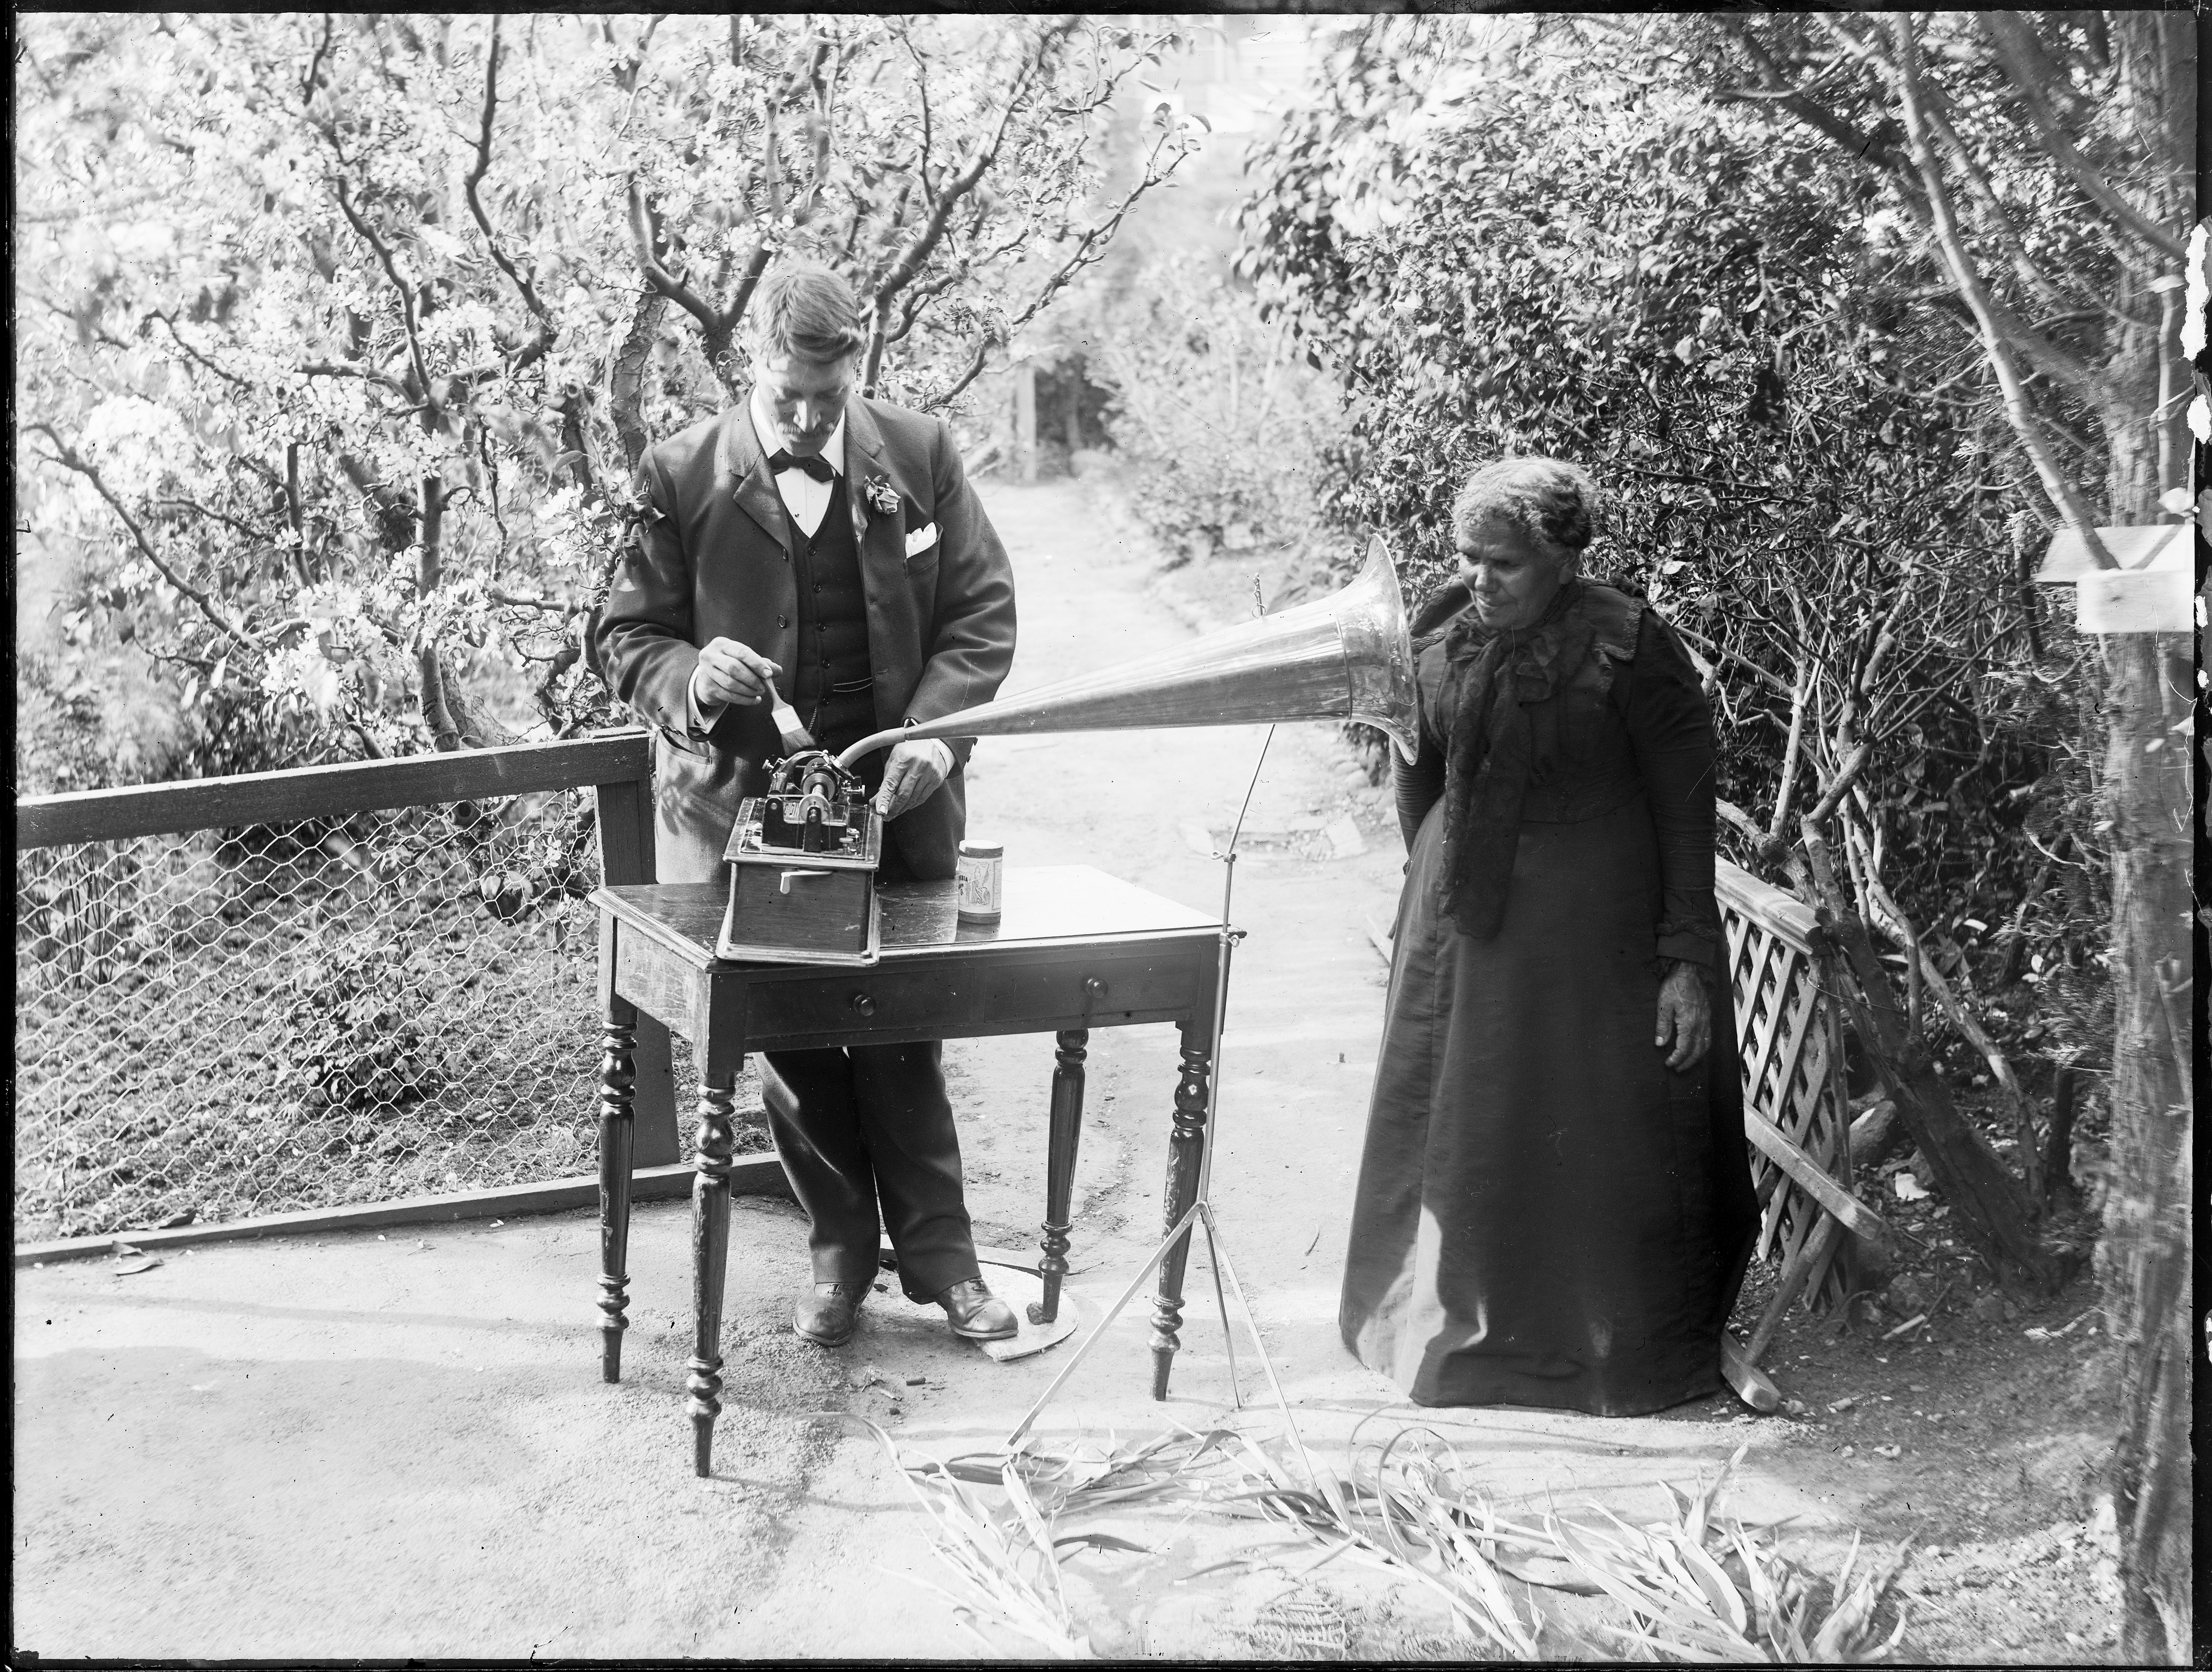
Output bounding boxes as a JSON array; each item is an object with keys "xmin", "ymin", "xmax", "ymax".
[
  {"xmin": 716, "ymin": 748, "xmax": 884, "ymax": 964},
  {"xmin": 714, "ymin": 534, "xmax": 1418, "ymax": 965}
]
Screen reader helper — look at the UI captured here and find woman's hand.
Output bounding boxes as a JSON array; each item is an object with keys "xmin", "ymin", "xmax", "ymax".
[{"xmin": 1655, "ymin": 962, "xmax": 1711, "ymax": 1071}]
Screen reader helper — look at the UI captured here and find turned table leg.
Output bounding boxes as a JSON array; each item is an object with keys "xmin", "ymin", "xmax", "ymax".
[
  {"xmin": 1034, "ymin": 1028, "xmax": 1088, "ymax": 1326},
  {"xmin": 597, "ymin": 1007, "xmax": 638, "ymax": 1383},
  {"xmin": 688, "ymin": 1076, "xmax": 737, "ymax": 1478},
  {"xmin": 1150, "ymin": 1020, "xmax": 1212, "ymax": 1400}
]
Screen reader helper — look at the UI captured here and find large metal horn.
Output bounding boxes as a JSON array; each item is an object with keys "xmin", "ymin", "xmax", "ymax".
[{"xmin": 837, "ymin": 533, "xmax": 1418, "ymax": 770}]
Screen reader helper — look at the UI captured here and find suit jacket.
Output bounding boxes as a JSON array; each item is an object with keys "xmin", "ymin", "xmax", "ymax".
[{"xmin": 595, "ymin": 396, "xmax": 1017, "ymax": 883}]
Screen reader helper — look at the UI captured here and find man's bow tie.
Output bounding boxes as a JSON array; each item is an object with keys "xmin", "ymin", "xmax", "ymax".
[{"xmin": 769, "ymin": 449, "xmax": 836, "ymax": 484}]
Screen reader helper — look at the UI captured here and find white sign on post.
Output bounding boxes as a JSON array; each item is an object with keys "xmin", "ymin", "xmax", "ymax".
[
  {"xmin": 2035, "ymin": 522, "xmax": 2197, "ymax": 635},
  {"xmin": 2076, "ymin": 565, "xmax": 2194, "ymax": 634}
]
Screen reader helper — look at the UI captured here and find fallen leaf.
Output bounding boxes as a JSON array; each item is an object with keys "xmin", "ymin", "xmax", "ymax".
[
  {"xmin": 114, "ymin": 1256, "xmax": 164, "ymax": 1276},
  {"xmin": 1053, "ymin": 1532, "xmax": 1153, "ymax": 1554},
  {"xmin": 157, "ymin": 1209, "xmax": 197, "ymax": 1229},
  {"xmin": 1874, "ymin": 1445, "xmax": 1902, "ymax": 1460}
]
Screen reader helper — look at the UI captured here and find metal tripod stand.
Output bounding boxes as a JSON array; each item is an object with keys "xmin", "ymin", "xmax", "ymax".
[{"xmin": 1005, "ymin": 728, "xmax": 1326, "ymax": 1483}]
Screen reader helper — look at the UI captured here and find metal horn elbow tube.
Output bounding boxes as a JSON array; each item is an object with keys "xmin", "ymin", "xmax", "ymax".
[{"xmin": 835, "ymin": 725, "xmax": 930, "ymax": 771}]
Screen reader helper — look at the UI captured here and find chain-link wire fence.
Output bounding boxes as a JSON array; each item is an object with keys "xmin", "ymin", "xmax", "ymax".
[{"xmin": 16, "ymin": 782, "xmax": 765, "ymax": 1244}]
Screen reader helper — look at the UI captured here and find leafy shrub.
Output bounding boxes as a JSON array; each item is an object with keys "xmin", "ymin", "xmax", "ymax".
[
  {"xmin": 275, "ymin": 927, "xmax": 442, "ymax": 1114},
  {"xmin": 1237, "ymin": 17, "xmax": 2106, "ymax": 1070},
  {"xmin": 1068, "ymin": 256, "xmax": 1343, "ymax": 568}
]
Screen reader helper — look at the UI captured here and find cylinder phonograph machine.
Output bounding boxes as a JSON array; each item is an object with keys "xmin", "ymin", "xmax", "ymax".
[{"xmin": 714, "ymin": 535, "xmax": 1418, "ymax": 963}]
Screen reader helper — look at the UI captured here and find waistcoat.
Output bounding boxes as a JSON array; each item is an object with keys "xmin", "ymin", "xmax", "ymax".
[{"xmin": 790, "ymin": 475, "xmax": 875, "ymax": 753}]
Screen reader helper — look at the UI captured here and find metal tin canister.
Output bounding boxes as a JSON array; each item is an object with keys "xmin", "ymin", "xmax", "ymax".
[{"xmin": 957, "ymin": 839, "xmax": 1004, "ymax": 922}]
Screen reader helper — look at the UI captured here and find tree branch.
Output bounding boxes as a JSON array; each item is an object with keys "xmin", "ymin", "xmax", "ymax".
[
  {"xmin": 916, "ymin": 334, "xmax": 995, "ymax": 414},
  {"xmin": 1003, "ymin": 123, "xmax": 1195, "ymax": 340},
  {"xmin": 331, "ymin": 177, "xmax": 438, "ymax": 428},
  {"xmin": 417, "ymin": 476, "xmax": 445, "ymax": 595},
  {"xmin": 301, "ymin": 13, "xmax": 335, "ymax": 103},
  {"xmin": 1720, "ymin": 21, "xmax": 1908, "ymax": 174},
  {"xmin": 1804, "ymin": 739, "xmax": 1874, "ymax": 830},
  {"xmin": 1887, "ymin": 16, "xmax": 2115, "ymax": 568},
  {"xmin": 898, "ymin": 23, "xmax": 936, "ymax": 202},
  {"xmin": 609, "ymin": 287, "xmax": 668, "ymax": 474},
  {"xmin": 150, "ymin": 495, "xmax": 272, "ymax": 545},
  {"xmin": 1912, "ymin": 85, "xmax": 2118, "ymax": 320},
  {"xmin": 30, "ymin": 425, "xmax": 257, "ymax": 656},
  {"xmin": 623, "ymin": 177, "xmax": 723, "ymax": 337},
  {"xmin": 298, "ymin": 359, "xmax": 412, "ymax": 396},
  {"xmin": 143, "ymin": 310, "xmax": 252, "ymax": 389},
  {"xmin": 465, "ymin": 17, "xmax": 556, "ymax": 372},
  {"xmin": 864, "ymin": 21, "xmax": 1071, "ymax": 391},
  {"xmin": 336, "ymin": 451, "xmax": 420, "ymax": 552},
  {"xmin": 1981, "ymin": 12, "xmax": 2186, "ymax": 264}
]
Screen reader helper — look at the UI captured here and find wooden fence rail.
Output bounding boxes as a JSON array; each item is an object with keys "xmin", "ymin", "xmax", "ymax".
[{"xmin": 16, "ymin": 733, "xmax": 655, "ymax": 850}]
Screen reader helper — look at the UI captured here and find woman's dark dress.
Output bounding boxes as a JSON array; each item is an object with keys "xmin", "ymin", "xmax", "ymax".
[{"xmin": 1339, "ymin": 579, "xmax": 1758, "ymax": 1416}]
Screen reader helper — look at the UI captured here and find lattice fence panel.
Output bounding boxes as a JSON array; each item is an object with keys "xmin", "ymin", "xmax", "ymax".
[
  {"xmin": 1719, "ymin": 860, "xmax": 1853, "ymax": 1316},
  {"xmin": 15, "ymin": 790, "xmax": 610, "ymax": 1242}
]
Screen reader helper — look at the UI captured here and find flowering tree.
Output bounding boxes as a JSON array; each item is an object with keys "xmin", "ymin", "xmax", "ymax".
[{"xmin": 16, "ymin": 13, "xmax": 1195, "ymax": 781}]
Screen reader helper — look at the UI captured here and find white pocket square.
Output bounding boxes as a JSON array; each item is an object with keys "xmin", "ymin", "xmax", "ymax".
[{"xmin": 904, "ymin": 523, "xmax": 939, "ymax": 559}]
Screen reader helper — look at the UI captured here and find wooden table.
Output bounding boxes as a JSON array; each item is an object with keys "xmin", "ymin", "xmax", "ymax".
[{"xmin": 590, "ymin": 865, "xmax": 1227, "ymax": 1475}]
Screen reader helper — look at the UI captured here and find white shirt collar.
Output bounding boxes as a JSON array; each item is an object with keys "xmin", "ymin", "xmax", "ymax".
[{"xmin": 748, "ymin": 388, "xmax": 845, "ymax": 478}]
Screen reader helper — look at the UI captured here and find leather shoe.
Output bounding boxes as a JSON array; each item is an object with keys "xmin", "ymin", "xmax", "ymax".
[
  {"xmin": 936, "ymin": 1277, "xmax": 1018, "ymax": 1342},
  {"xmin": 792, "ymin": 1281, "xmax": 868, "ymax": 1347}
]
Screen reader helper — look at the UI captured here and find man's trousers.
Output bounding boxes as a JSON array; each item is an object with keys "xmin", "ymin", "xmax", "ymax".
[{"xmin": 655, "ymin": 798, "xmax": 982, "ymax": 1303}]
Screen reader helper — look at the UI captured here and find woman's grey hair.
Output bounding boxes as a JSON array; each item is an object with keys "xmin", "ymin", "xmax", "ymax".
[{"xmin": 1451, "ymin": 457, "xmax": 1602, "ymax": 567}]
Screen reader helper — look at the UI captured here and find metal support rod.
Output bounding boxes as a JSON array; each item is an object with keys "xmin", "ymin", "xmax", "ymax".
[
  {"xmin": 1005, "ymin": 727, "xmax": 1280, "ymax": 1450},
  {"xmin": 1200, "ymin": 1209, "xmax": 1243, "ymax": 1412},
  {"xmin": 1005, "ymin": 1200, "xmax": 1202, "ymax": 1449},
  {"xmin": 1205, "ymin": 1198, "xmax": 1327, "ymax": 1496}
]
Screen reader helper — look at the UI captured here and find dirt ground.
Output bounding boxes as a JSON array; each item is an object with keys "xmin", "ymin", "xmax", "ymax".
[{"xmin": 10, "ymin": 478, "xmax": 2125, "ymax": 1662}]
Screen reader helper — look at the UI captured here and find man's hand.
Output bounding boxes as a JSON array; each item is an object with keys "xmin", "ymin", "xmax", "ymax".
[
  {"xmin": 875, "ymin": 739, "xmax": 952, "ymax": 820},
  {"xmin": 1655, "ymin": 962, "xmax": 1712, "ymax": 1072},
  {"xmin": 692, "ymin": 637, "xmax": 781, "ymax": 708}
]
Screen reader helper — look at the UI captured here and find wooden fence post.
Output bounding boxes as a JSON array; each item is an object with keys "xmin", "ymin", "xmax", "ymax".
[
  {"xmin": 1013, "ymin": 359, "xmax": 1039, "ymax": 484},
  {"xmin": 593, "ymin": 743, "xmax": 680, "ymax": 1169}
]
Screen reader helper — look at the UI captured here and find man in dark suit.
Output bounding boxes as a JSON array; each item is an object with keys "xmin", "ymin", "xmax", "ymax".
[{"xmin": 596, "ymin": 262, "xmax": 1019, "ymax": 1347}]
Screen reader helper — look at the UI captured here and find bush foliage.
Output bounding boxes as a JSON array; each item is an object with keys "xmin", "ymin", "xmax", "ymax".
[
  {"xmin": 1236, "ymin": 16, "xmax": 2115, "ymax": 1075},
  {"xmin": 1067, "ymin": 256, "xmax": 1343, "ymax": 570}
]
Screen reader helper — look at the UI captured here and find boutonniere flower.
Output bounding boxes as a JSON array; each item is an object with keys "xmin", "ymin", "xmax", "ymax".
[{"xmin": 863, "ymin": 475, "xmax": 901, "ymax": 519}]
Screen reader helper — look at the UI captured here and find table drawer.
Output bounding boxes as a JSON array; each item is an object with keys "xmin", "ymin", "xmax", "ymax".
[{"xmin": 744, "ymin": 948, "xmax": 1207, "ymax": 1048}]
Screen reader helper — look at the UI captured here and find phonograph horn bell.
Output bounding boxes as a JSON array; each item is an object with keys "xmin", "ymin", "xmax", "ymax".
[{"xmin": 836, "ymin": 534, "xmax": 1420, "ymax": 770}]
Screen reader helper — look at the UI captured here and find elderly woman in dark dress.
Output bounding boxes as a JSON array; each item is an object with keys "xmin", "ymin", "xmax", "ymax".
[{"xmin": 1339, "ymin": 457, "xmax": 1759, "ymax": 1416}]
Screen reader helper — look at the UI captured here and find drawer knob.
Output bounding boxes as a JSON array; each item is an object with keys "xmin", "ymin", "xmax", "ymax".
[
  {"xmin": 1082, "ymin": 976, "xmax": 1109, "ymax": 1001},
  {"xmin": 850, "ymin": 992, "xmax": 876, "ymax": 1017}
]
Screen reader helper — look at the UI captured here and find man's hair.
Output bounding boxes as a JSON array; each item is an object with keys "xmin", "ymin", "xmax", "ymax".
[
  {"xmin": 751, "ymin": 262, "xmax": 867, "ymax": 363},
  {"xmin": 1451, "ymin": 457, "xmax": 1602, "ymax": 566}
]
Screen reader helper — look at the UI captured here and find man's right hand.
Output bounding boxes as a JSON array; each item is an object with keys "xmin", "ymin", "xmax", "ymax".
[{"xmin": 692, "ymin": 637, "xmax": 782, "ymax": 708}]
